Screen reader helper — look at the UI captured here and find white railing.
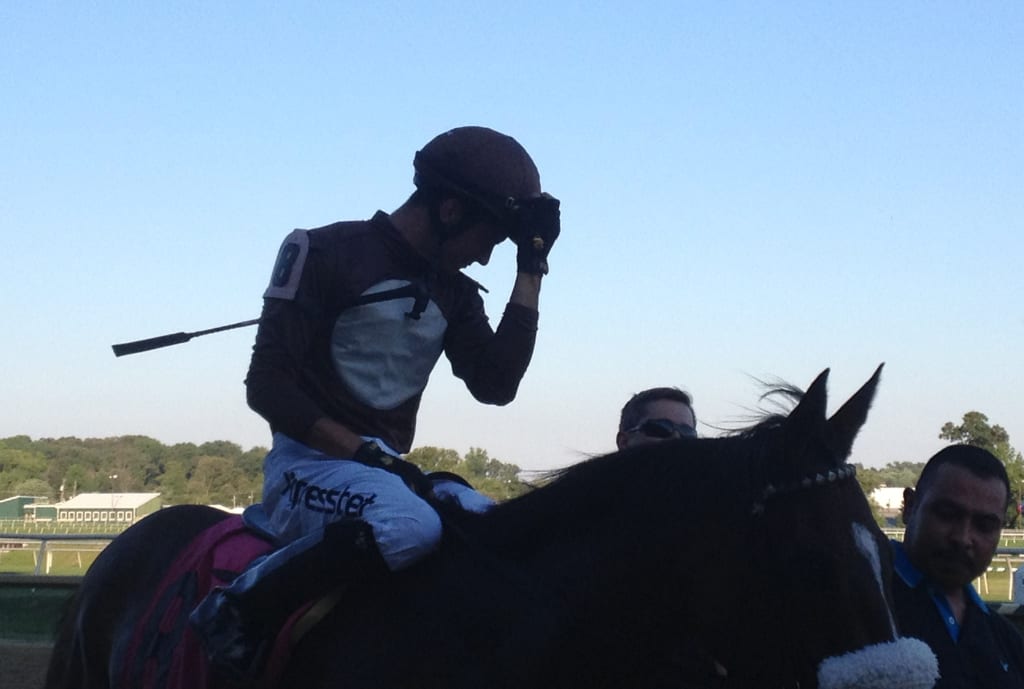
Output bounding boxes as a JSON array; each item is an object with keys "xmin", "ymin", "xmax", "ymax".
[
  {"xmin": 885, "ymin": 528, "xmax": 1024, "ymax": 601},
  {"xmin": 0, "ymin": 533, "xmax": 118, "ymax": 576},
  {"xmin": 8, "ymin": 529, "xmax": 1024, "ymax": 597}
]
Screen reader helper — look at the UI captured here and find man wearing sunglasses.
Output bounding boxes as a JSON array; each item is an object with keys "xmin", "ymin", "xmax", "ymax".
[
  {"xmin": 616, "ymin": 386, "xmax": 697, "ymax": 450},
  {"xmin": 616, "ymin": 386, "xmax": 729, "ymax": 684}
]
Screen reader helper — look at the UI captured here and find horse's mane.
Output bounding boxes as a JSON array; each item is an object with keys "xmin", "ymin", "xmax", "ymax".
[
  {"xmin": 444, "ymin": 431, "xmax": 762, "ymax": 556},
  {"xmin": 435, "ymin": 382, "xmax": 809, "ymax": 556}
]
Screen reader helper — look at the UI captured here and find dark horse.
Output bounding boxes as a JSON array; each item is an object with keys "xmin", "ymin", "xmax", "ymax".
[{"xmin": 46, "ymin": 368, "xmax": 938, "ymax": 689}]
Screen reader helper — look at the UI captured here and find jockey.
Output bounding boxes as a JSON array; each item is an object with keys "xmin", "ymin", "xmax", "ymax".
[{"xmin": 189, "ymin": 126, "xmax": 560, "ymax": 683}]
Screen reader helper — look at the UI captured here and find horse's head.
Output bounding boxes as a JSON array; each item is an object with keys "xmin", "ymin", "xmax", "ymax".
[
  {"xmin": 448, "ymin": 367, "xmax": 938, "ymax": 689},
  {"xmin": 687, "ymin": 366, "xmax": 937, "ymax": 688}
]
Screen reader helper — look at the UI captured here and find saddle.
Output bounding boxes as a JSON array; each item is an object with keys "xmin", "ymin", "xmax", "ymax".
[{"xmin": 115, "ymin": 515, "xmax": 328, "ymax": 689}]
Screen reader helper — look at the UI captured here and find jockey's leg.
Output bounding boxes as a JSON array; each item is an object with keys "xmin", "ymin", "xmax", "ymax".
[
  {"xmin": 189, "ymin": 433, "xmax": 443, "ymax": 685},
  {"xmin": 189, "ymin": 518, "xmax": 387, "ymax": 684}
]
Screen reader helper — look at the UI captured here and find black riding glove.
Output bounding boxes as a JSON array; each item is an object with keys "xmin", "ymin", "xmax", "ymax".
[
  {"xmin": 353, "ymin": 441, "xmax": 433, "ymax": 499},
  {"xmin": 512, "ymin": 193, "xmax": 560, "ymax": 276}
]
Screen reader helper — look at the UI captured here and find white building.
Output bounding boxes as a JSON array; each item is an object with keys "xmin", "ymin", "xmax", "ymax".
[
  {"xmin": 870, "ymin": 487, "xmax": 905, "ymax": 511},
  {"xmin": 31, "ymin": 492, "xmax": 162, "ymax": 525}
]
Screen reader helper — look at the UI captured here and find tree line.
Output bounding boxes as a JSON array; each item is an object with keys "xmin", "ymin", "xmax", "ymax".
[
  {"xmin": 0, "ymin": 436, "xmax": 532, "ymax": 507},
  {"xmin": 855, "ymin": 410, "xmax": 1024, "ymax": 526},
  {"xmin": 2, "ymin": 409, "xmax": 1019, "ymax": 521}
]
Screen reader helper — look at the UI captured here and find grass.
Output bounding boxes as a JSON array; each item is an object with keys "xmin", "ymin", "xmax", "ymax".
[
  {"xmin": 976, "ymin": 558, "xmax": 1023, "ymax": 603},
  {"xmin": 0, "ymin": 549, "xmax": 103, "ymax": 576},
  {"xmin": 1, "ymin": 521, "xmax": 121, "ymax": 576}
]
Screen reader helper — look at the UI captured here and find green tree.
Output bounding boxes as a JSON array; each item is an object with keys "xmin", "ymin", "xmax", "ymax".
[
  {"xmin": 13, "ymin": 478, "xmax": 54, "ymax": 500},
  {"xmin": 238, "ymin": 447, "xmax": 267, "ymax": 483},
  {"xmin": 187, "ymin": 455, "xmax": 249, "ymax": 506},
  {"xmin": 459, "ymin": 447, "xmax": 530, "ymax": 501},
  {"xmin": 406, "ymin": 447, "xmax": 462, "ymax": 474},
  {"xmin": 854, "ymin": 465, "xmax": 883, "ymax": 496},
  {"xmin": 62, "ymin": 464, "xmax": 90, "ymax": 498},
  {"xmin": 854, "ymin": 465, "xmax": 891, "ymax": 527},
  {"xmin": 940, "ymin": 411, "xmax": 1021, "ymax": 464},
  {"xmin": 0, "ymin": 435, "xmax": 271, "ymax": 506},
  {"xmin": 855, "ymin": 461, "xmax": 927, "ymax": 528},
  {"xmin": 876, "ymin": 461, "xmax": 925, "ymax": 489},
  {"xmin": 0, "ymin": 435, "xmax": 35, "ymax": 451},
  {"xmin": 407, "ymin": 446, "xmax": 532, "ymax": 502},
  {"xmin": 0, "ymin": 435, "xmax": 530, "ymax": 506},
  {"xmin": 198, "ymin": 440, "xmax": 244, "ymax": 457},
  {"xmin": 940, "ymin": 411, "xmax": 1024, "ymax": 526},
  {"xmin": 0, "ymin": 447, "xmax": 49, "ymax": 498},
  {"xmin": 157, "ymin": 460, "xmax": 191, "ymax": 505}
]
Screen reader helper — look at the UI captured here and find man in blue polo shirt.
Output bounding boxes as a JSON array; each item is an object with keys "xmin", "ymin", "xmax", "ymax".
[{"xmin": 893, "ymin": 444, "xmax": 1024, "ymax": 688}]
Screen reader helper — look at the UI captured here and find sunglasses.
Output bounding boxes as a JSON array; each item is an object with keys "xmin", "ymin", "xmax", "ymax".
[{"xmin": 626, "ymin": 418, "xmax": 697, "ymax": 439}]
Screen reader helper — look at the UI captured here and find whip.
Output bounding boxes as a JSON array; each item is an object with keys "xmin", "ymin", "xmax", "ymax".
[{"xmin": 111, "ymin": 318, "xmax": 259, "ymax": 357}]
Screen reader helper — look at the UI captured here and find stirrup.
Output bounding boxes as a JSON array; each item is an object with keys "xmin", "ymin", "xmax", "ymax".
[{"xmin": 190, "ymin": 590, "xmax": 271, "ymax": 686}]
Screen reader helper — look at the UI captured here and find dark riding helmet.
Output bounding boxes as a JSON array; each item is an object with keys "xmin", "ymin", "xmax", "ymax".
[{"xmin": 413, "ymin": 126, "xmax": 541, "ymax": 229}]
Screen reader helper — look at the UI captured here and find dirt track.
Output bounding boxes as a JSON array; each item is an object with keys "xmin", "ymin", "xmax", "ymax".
[{"xmin": 0, "ymin": 642, "xmax": 51, "ymax": 689}]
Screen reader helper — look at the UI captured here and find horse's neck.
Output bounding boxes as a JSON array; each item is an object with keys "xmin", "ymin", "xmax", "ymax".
[{"xmin": 452, "ymin": 479, "xmax": 741, "ymax": 644}]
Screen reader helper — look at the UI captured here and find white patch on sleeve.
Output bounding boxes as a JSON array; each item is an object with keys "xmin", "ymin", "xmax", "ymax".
[{"xmin": 263, "ymin": 229, "xmax": 310, "ymax": 301}]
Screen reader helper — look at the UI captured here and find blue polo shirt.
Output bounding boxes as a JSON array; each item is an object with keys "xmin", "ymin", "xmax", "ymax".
[
  {"xmin": 890, "ymin": 539, "xmax": 1024, "ymax": 688},
  {"xmin": 892, "ymin": 540, "xmax": 990, "ymax": 641}
]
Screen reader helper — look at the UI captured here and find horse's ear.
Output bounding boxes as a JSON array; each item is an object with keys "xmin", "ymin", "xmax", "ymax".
[
  {"xmin": 825, "ymin": 364, "xmax": 883, "ymax": 461},
  {"xmin": 781, "ymin": 369, "xmax": 830, "ymax": 472},
  {"xmin": 787, "ymin": 368, "xmax": 830, "ymax": 431}
]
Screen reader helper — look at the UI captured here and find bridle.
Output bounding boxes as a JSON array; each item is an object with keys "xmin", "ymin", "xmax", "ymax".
[
  {"xmin": 729, "ymin": 462, "xmax": 867, "ymax": 688},
  {"xmin": 751, "ymin": 463, "xmax": 858, "ymax": 516}
]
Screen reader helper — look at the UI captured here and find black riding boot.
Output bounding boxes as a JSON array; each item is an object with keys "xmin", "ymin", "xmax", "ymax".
[{"xmin": 189, "ymin": 519, "xmax": 387, "ymax": 685}]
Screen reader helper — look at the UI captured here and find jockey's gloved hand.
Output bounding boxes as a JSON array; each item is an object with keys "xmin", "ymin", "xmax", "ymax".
[
  {"xmin": 512, "ymin": 193, "xmax": 560, "ymax": 276},
  {"xmin": 353, "ymin": 441, "xmax": 433, "ymax": 498}
]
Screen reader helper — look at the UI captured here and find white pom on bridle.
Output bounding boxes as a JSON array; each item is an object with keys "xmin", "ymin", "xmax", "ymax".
[{"xmin": 818, "ymin": 636, "xmax": 939, "ymax": 689}]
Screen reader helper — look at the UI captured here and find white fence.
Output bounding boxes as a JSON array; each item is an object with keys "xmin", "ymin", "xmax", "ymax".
[
  {"xmin": 0, "ymin": 533, "xmax": 118, "ymax": 575},
  {"xmin": 8, "ymin": 529, "xmax": 1024, "ymax": 596},
  {"xmin": 886, "ymin": 528, "xmax": 1024, "ymax": 601}
]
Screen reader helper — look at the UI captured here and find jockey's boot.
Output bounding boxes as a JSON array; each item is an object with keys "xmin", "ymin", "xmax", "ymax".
[{"xmin": 189, "ymin": 519, "xmax": 387, "ymax": 686}]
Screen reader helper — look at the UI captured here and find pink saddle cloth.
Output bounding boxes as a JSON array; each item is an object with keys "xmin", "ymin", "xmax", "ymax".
[{"xmin": 115, "ymin": 515, "xmax": 309, "ymax": 689}]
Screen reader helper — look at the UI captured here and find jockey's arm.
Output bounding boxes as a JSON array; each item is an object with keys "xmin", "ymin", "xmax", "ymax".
[{"xmin": 509, "ymin": 271, "xmax": 541, "ymax": 311}]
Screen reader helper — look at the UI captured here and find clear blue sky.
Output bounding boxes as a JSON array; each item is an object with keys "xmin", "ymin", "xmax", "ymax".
[{"xmin": 3, "ymin": 3, "xmax": 1021, "ymax": 473}]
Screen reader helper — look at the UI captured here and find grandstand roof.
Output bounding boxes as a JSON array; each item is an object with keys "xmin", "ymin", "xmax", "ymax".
[{"xmin": 55, "ymin": 493, "xmax": 161, "ymax": 509}]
